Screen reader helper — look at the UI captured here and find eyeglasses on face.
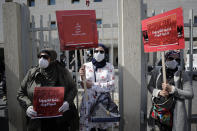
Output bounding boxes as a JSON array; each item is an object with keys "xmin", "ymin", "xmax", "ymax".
[
  {"xmin": 94, "ymin": 50, "xmax": 105, "ymax": 54},
  {"xmin": 38, "ymin": 55, "xmax": 50, "ymax": 59}
]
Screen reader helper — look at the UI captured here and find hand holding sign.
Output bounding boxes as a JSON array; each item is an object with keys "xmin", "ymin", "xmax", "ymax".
[
  {"xmin": 26, "ymin": 106, "xmax": 37, "ymax": 118},
  {"xmin": 59, "ymin": 101, "xmax": 69, "ymax": 112}
]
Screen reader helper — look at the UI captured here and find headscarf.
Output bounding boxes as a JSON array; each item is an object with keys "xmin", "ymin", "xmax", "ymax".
[
  {"xmin": 92, "ymin": 43, "xmax": 107, "ymax": 71},
  {"xmin": 165, "ymin": 50, "xmax": 180, "ymax": 61},
  {"xmin": 38, "ymin": 48, "xmax": 57, "ymax": 62},
  {"xmin": 37, "ymin": 48, "xmax": 58, "ymax": 86}
]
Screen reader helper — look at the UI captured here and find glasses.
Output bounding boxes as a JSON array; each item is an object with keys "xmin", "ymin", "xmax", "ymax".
[
  {"xmin": 94, "ymin": 50, "xmax": 105, "ymax": 54},
  {"xmin": 38, "ymin": 55, "xmax": 50, "ymax": 59}
]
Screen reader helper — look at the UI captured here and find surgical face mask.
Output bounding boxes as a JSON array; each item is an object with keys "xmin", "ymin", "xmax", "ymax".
[
  {"xmin": 93, "ymin": 52, "xmax": 105, "ymax": 62},
  {"xmin": 39, "ymin": 58, "xmax": 49, "ymax": 68},
  {"xmin": 166, "ymin": 60, "xmax": 178, "ymax": 69}
]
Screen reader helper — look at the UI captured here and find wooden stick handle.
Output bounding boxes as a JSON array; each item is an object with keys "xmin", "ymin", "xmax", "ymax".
[
  {"xmin": 79, "ymin": 49, "xmax": 88, "ymax": 101},
  {"xmin": 161, "ymin": 51, "xmax": 167, "ymax": 84}
]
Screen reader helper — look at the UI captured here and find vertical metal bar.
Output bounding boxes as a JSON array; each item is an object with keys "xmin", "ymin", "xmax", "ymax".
[
  {"xmin": 48, "ymin": 14, "xmax": 52, "ymax": 48},
  {"xmin": 84, "ymin": 49, "xmax": 87, "ymax": 63},
  {"xmin": 39, "ymin": 15, "xmax": 44, "ymax": 49},
  {"xmin": 180, "ymin": 50, "xmax": 184, "ymax": 71},
  {"xmin": 66, "ymin": 51, "xmax": 69, "ymax": 69},
  {"xmin": 102, "ymin": 8, "xmax": 104, "ymax": 43},
  {"xmin": 31, "ymin": 15, "xmax": 37, "ymax": 66},
  {"xmin": 188, "ymin": 9, "xmax": 193, "ymax": 131},
  {"xmin": 75, "ymin": 50, "xmax": 79, "ymax": 111},
  {"xmin": 152, "ymin": 10, "xmax": 157, "ymax": 67},
  {"xmin": 111, "ymin": 22, "xmax": 115, "ymax": 102}
]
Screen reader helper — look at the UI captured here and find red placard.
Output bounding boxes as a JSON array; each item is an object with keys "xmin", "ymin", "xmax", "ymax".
[
  {"xmin": 56, "ymin": 10, "xmax": 98, "ymax": 50},
  {"xmin": 141, "ymin": 7, "xmax": 185, "ymax": 52},
  {"xmin": 33, "ymin": 87, "xmax": 64, "ymax": 118}
]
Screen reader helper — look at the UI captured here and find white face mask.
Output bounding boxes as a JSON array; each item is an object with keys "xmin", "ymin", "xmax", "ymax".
[
  {"xmin": 39, "ymin": 58, "xmax": 49, "ymax": 68},
  {"xmin": 166, "ymin": 60, "xmax": 178, "ymax": 69},
  {"xmin": 94, "ymin": 52, "xmax": 105, "ymax": 62}
]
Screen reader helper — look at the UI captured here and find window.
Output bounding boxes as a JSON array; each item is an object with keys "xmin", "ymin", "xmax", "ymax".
[
  {"xmin": 72, "ymin": 0, "xmax": 80, "ymax": 4},
  {"xmin": 28, "ymin": 0, "xmax": 35, "ymax": 7},
  {"xmin": 194, "ymin": 16, "xmax": 197, "ymax": 24},
  {"xmin": 94, "ymin": 0, "xmax": 102, "ymax": 2},
  {"xmin": 48, "ymin": 0, "xmax": 56, "ymax": 5},
  {"xmin": 96, "ymin": 19, "xmax": 102, "ymax": 25},
  {"xmin": 50, "ymin": 21, "xmax": 56, "ymax": 28}
]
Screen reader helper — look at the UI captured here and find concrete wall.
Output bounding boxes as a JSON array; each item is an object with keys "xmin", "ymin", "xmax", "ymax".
[
  {"xmin": 0, "ymin": 0, "xmax": 5, "ymax": 43},
  {"xmin": 118, "ymin": 0, "xmax": 146, "ymax": 130},
  {"xmin": 3, "ymin": 2, "xmax": 32, "ymax": 131}
]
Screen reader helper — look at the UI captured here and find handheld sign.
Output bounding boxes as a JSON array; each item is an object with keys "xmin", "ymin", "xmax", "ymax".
[
  {"xmin": 33, "ymin": 87, "xmax": 64, "ymax": 118},
  {"xmin": 56, "ymin": 10, "xmax": 98, "ymax": 50},
  {"xmin": 142, "ymin": 7, "xmax": 185, "ymax": 53},
  {"xmin": 142, "ymin": 7, "xmax": 185, "ymax": 84}
]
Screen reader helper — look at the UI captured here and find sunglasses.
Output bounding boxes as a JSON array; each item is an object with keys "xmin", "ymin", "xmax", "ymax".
[
  {"xmin": 38, "ymin": 55, "xmax": 50, "ymax": 59},
  {"xmin": 167, "ymin": 57, "xmax": 180, "ymax": 61},
  {"xmin": 94, "ymin": 50, "xmax": 105, "ymax": 54}
]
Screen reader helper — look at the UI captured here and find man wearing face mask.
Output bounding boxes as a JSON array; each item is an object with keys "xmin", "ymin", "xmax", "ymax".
[
  {"xmin": 17, "ymin": 48, "xmax": 79, "ymax": 131},
  {"xmin": 147, "ymin": 51, "xmax": 193, "ymax": 131},
  {"xmin": 79, "ymin": 44, "xmax": 116, "ymax": 131}
]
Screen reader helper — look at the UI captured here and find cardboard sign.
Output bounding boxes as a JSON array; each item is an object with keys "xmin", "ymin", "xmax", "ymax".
[
  {"xmin": 56, "ymin": 10, "xmax": 98, "ymax": 50},
  {"xmin": 33, "ymin": 87, "xmax": 64, "ymax": 118},
  {"xmin": 141, "ymin": 7, "xmax": 185, "ymax": 52}
]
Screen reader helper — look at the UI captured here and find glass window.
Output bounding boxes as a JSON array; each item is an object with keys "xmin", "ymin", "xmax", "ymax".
[
  {"xmin": 51, "ymin": 21, "xmax": 56, "ymax": 28},
  {"xmin": 194, "ymin": 16, "xmax": 197, "ymax": 24},
  {"xmin": 72, "ymin": 0, "xmax": 80, "ymax": 4},
  {"xmin": 48, "ymin": 0, "xmax": 56, "ymax": 5},
  {"xmin": 94, "ymin": 0, "xmax": 102, "ymax": 2},
  {"xmin": 96, "ymin": 19, "xmax": 102, "ymax": 25},
  {"xmin": 28, "ymin": 0, "xmax": 35, "ymax": 7}
]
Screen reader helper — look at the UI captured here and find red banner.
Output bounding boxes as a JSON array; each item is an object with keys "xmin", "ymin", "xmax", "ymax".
[
  {"xmin": 141, "ymin": 7, "xmax": 185, "ymax": 52},
  {"xmin": 56, "ymin": 10, "xmax": 98, "ymax": 50},
  {"xmin": 33, "ymin": 87, "xmax": 64, "ymax": 118}
]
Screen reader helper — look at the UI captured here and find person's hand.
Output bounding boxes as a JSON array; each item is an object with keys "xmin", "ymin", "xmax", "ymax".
[
  {"xmin": 81, "ymin": 80, "xmax": 93, "ymax": 89},
  {"xmin": 79, "ymin": 65, "xmax": 85, "ymax": 79},
  {"xmin": 59, "ymin": 101, "xmax": 69, "ymax": 112},
  {"xmin": 159, "ymin": 90, "xmax": 169, "ymax": 97},
  {"xmin": 26, "ymin": 106, "xmax": 37, "ymax": 118},
  {"xmin": 162, "ymin": 83, "xmax": 172, "ymax": 92}
]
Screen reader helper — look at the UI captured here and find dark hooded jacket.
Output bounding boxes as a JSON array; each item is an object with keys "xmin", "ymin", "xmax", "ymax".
[{"xmin": 17, "ymin": 49, "xmax": 79, "ymax": 131}]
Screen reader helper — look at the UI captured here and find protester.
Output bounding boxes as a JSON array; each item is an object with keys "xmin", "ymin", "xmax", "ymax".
[
  {"xmin": 147, "ymin": 51, "xmax": 194, "ymax": 131},
  {"xmin": 17, "ymin": 48, "xmax": 79, "ymax": 131},
  {"xmin": 79, "ymin": 44, "xmax": 116, "ymax": 131}
]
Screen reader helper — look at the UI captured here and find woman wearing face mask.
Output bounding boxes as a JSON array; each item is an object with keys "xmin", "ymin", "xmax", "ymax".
[
  {"xmin": 147, "ymin": 51, "xmax": 194, "ymax": 131},
  {"xmin": 79, "ymin": 44, "xmax": 116, "ymax": 131},
  {"xmin": 17, "ymin": 48, "xmax": 79, "ymax": 131}
]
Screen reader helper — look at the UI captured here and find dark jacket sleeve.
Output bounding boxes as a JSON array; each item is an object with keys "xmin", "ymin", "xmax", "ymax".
[
  {"xmin": 63, "ymin": 68, "xmax": 77, "ymax": 105},
  {"xmin": 17, "ymin": 69, "xmax": 32, "ymax": 110}
]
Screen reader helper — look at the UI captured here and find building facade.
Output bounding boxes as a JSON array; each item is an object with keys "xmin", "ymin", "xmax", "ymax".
[{"xmin": 13, "ymin": 0, "xmax": 119, "ymax": 67}]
